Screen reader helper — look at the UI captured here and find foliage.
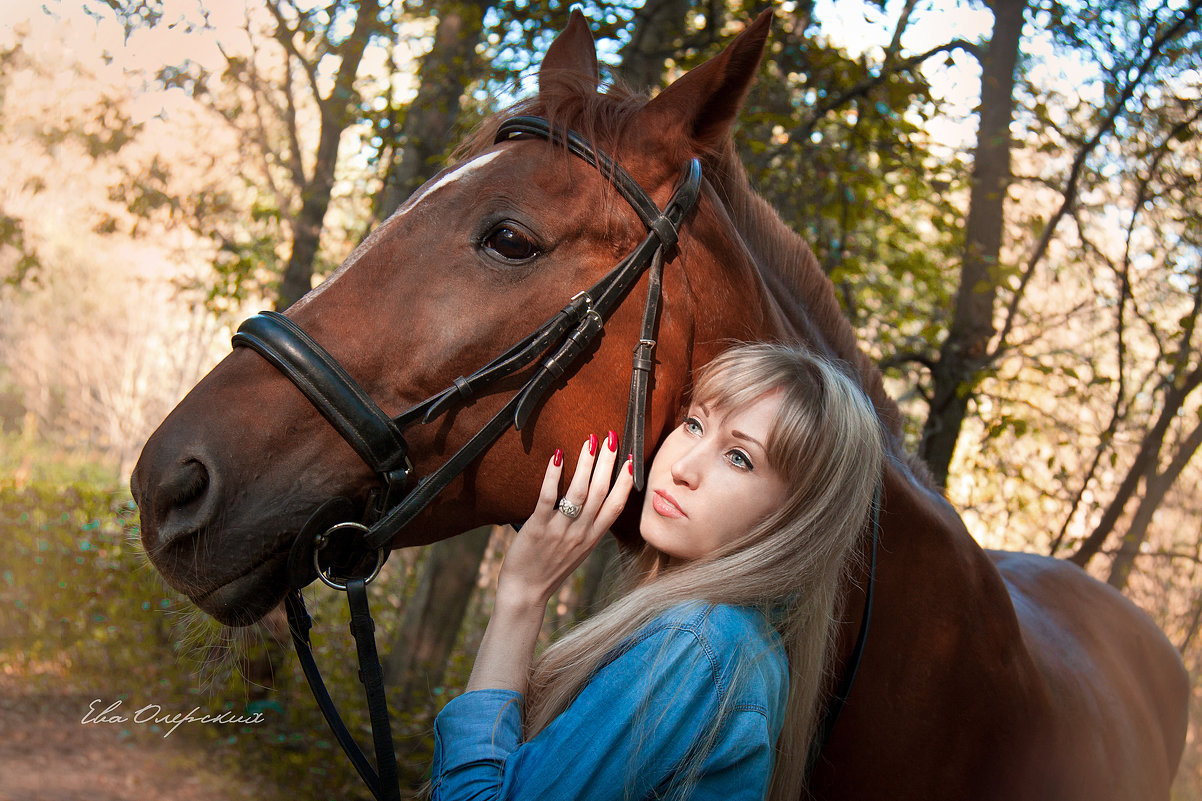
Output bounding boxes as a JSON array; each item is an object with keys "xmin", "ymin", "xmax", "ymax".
[{"xmin": 0, "ymin": 465, "xmax": 480, "ymax": 796}]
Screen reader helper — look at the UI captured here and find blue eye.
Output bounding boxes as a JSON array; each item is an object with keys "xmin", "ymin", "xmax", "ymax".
[
  {"xmin": 683, "ymin": 417, "xmax": 703, "ymax": 436},
  {"xmin": 726, "ymin": 450, "xmax": 753, "ymax": 471}
]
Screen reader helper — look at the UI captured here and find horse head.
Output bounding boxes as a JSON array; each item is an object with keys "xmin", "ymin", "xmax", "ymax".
[{"xmin": 131, "ymin": 11, "xmax": 795, "ymax": 626}]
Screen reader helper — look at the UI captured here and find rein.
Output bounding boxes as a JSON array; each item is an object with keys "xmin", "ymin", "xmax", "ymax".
[{"xmin": 230, "ymin": 115, "xmax": 876, "ymax": 798}]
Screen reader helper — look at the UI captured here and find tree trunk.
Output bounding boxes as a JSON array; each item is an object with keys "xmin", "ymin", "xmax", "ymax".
[
  {"xmin": 918, "ymin": 0, "xmax": 1026, "ymax": 487},
  {"xmin": 383, "ymin": 525, "xmax": 493, "ymax": 699},
  {"xmin": 1107, "ymin": 417, "xmax": 1202, "ymax": 591},
  {"xmin": 375, "ymin": 0, "xmax": 489, "ymax": 220},
  {"xmin": 277, "ymin": 0, "xmax": 381, "ymax": 309},
  {"xmin": 617, "ymin": 0, "xmax": 694, "ymax": 92}
]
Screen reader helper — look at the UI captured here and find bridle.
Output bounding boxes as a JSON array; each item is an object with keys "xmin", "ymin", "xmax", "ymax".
[{"xmin": 230, "ymin": 115, "xmax": 877, "ymax": 799}]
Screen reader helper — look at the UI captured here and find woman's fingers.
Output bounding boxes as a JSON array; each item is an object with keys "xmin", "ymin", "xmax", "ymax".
[
  {"xmin": 594, "ymin": 455, "xmax": 635, "ymax": 534},
  {"xmin": 582, "ymin": 430, "xmax": 620, "ymax": 516},
  {"xmin": 560, "ymin": 433, "xmax": 599, "ymax": 512},
  {"xmin": 536, "ymin": 431, "xmax": 628, "ymax": 535},
  {"xmin": 533, "ymin": 448, "xmax": 564, "ymax": 521},
  {"xmin": 503, "ymin": 435, "xmax": 630, "ymax": 606}
]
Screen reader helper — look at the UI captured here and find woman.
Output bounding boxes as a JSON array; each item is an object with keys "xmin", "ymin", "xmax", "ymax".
[{"xmin": 431, "ymin": 343, "xmax": 884, "ymax": 801}]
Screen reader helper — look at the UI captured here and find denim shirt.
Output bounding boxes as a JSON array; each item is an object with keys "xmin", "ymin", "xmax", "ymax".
[{"xmin": 431, "ymin": 602, "xmax": 788, "ymax": 801}]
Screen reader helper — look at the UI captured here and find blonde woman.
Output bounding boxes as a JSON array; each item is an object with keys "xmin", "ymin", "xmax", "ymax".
[{"xmin": 431, "ymin": 344, "xmax": 884, "ymax": 801}]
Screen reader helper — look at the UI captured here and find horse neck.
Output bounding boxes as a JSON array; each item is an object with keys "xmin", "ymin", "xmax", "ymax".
[{"xmin": 699, "ymin": 153, "xmax": 1008, "ymax": 614}]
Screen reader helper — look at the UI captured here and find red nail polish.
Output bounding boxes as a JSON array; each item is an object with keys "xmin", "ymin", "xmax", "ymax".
[
  {"xmin": 588, "ymin": 433, "xmax": 598, "ymax": 456},
  {"xmin": 607, "ymin": 430, "xmax": 618, "ymax": 452},
  {"xmin": 627, "ymin": 456, "xmax": 634, "ymax": 475},
  {"xmin": 553, "ymin": 448, "xmax": 563, "ymax": 467}
]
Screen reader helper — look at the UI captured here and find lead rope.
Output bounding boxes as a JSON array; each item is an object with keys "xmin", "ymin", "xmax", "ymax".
[{"xmin": 286, "ymin": 586, "xmax": 401, "ymax": 801}]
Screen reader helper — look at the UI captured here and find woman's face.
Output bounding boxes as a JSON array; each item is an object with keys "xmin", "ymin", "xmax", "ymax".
[{"xmin": 639, "ymin": 390, "xmax": 789, "ymax": 563}]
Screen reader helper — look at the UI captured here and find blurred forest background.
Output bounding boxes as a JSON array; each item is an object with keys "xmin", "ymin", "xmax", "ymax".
[{"xmin": 1, "ymin": 0, "xmax": 1200, "ymax": 797}]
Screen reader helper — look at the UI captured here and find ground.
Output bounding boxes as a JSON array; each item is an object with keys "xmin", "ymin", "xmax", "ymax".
[{"xmin": 0, "ymin": 673, "xmax": 281, "ymax": 801}]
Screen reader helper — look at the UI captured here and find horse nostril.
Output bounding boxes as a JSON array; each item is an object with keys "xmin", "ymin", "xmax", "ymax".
[
  {"xmin": 148, "ymin": 456, "xmax": 217, "ymax": 548},
  {"xmin": 172, "ymin": 459, "xmax": 210, "ymax": 509}
]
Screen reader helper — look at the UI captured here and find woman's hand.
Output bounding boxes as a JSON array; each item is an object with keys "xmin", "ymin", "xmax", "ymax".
[
  {"xmin": 464, "ymin": 432, "xmax": 633, "ymax": 695},
  {"xmin": 497, "ymin": 431, "xmax": 635, "ymax": 610}
]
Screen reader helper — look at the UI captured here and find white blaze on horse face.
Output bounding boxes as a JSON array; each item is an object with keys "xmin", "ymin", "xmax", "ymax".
[
  {"xmin": 293, "ymin": 149, "xmax": 506, "ymax": 310},
  {"xmin": 393, "ymin": 149, "xmax": 505, "ymax": 218}
]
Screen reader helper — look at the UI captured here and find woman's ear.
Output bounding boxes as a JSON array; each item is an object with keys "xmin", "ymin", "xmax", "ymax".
[
  {"xmin": 636, "ymin": 9, "xmax": 772, "ymax": 154},
  {"xmin": 539, "ymin": 9, "xmax": 600, "ymax": 94}
]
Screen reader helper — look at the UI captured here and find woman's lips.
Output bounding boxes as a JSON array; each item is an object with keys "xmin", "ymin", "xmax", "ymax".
[{"xmin": 652, "ymin": 490, "xmax": 686, "ymax": 518}]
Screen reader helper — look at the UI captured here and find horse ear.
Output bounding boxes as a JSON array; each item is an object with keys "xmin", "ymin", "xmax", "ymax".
[
  {"xmin": 539, "ymin": 9, "xmax": 600, "ymax": 93},
  {"xmin": 638, "ymin": 9, "xmax": 772, "ymax": 153}
]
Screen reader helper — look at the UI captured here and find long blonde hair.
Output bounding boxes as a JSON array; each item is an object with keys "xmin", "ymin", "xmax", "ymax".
[{"xmin": 524, "ymin": 343, "xmax": 884, "ymax": 800}]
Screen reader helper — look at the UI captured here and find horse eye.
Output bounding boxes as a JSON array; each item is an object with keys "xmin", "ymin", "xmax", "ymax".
[{"xmin": 482, "ymin": 224, "xmax": 539, "ymax": 262}]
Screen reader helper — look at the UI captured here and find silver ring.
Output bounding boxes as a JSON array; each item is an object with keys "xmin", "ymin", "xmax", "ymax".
[{"xmin": 556, "ymin": 498, "xmax": 582, "ymax": 519}]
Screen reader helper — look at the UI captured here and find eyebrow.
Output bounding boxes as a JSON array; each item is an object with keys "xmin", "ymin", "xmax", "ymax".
[
  {"xmin": 730, "ymin": 429, "xmax": 767, "ymax": 452},
  {"xmin": 695, "ymin": 401, "xmax": 767, "ymax": 451}
]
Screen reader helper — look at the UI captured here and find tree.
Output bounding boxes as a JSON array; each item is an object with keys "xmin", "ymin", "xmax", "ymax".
[
  {"xmin": 372, "ymin": 0, "xmax": 490, "ymax": 222},
  {"xmin": 975, "ymin": 0, "xmax": 1202, "ymax": 582},
  {"xmin": 272, "ymin": 0, "xmax": 386, "ymax": 308},
  {"xmin": 919, "ymin": 0, "xmax": 1026, "ymax": 486},
  {"xmin": 383, "ymin": 525, "xmax": 493, "ymax": 698},
  {"xmin": 927, "ymin": 0, "xmax": 1201, "ymax": 489}
]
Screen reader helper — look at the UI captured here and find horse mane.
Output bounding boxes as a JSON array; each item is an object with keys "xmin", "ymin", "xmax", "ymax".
[
  {"xmin": 702, "ymin": 138, "xmax": 933, "ymax": 485},
  {"xmin": 457, "ymin": 76, "xmax": 935, "ymax": 488}
]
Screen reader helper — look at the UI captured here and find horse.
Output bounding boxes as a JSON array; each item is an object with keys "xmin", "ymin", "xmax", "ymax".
[{"xmin": 130, "ymin": 10, "xmax": 1189, "ymax": 799}]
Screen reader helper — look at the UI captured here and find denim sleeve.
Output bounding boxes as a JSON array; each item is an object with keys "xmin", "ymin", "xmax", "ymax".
[
  {"xmin": 431, "ymin": 689, "xmax": 525, "ymax": 801},
  {"xmin": 430, "ymin": 615, "xmax": 779, "ymax": 801}
]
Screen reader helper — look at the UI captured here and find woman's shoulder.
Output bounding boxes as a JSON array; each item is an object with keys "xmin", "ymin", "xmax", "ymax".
[
  {"xmin": 633, "ymin": 602, "xmax": 786, "ymax": 681},
  {"xmin": 649, "ymin": 601, "xmax": 781, "ymax": 645},
  {"xmin": 629, "ymin": 602, "xmax": 787, "ymax": 718}
]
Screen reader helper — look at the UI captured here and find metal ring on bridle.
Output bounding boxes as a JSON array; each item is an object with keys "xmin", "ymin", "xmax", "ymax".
[
  {"xmin": 556, "ymin": 497, "xmax": 582, "ymax": 518},
  {"xmin": 313, "ymin": 521, "xmax": 387, "ymax": 591}
]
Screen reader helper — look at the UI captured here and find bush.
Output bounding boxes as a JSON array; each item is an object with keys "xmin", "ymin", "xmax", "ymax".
[{"xmin": 0, "ymin": 475, "xmax": 447, "ymax": 799}]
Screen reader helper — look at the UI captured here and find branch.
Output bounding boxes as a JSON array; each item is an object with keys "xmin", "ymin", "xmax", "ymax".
[
  {"xmin": 1049, "ymin": 226, "xmax": 1134, "ymax": 556},
  {"xmin": 1101, "ymin": 546, "xmax": 1202, "ymax": 567},
  {"xmin": 991, "ymin": 0, "xmax": 1202, "ymax": 359},
  {"xmin": 884, "ymin": 0, "xmax": 919, "ymax": 63},
  {"xmin": 265, "ymin": 1, "xmax": 324, "ymax": 109},
  {"xmin": 878, "ymin": 350, "xmax": 939, "ymax": 373},
  {"xmin": 1070, "ymin": 360, "xmax": 1202, "ymax": 566},
  {"xmin": 795, "ymin": 39, "xmax": 982, "ymax": 140},
  {"xmin": 280, "ymin": 55, "xmax": 307, "ymax": 188}
]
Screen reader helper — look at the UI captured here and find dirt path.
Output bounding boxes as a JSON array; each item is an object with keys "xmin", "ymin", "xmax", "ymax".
[{"xmin": 0, "ymin": 674, "xmax": 280, "ymax": 801}]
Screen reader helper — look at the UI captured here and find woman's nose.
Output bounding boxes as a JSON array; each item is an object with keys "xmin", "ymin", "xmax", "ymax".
[{"xmin": 670, "ymin": 446, "xmax": 701, "ymax": 487}]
